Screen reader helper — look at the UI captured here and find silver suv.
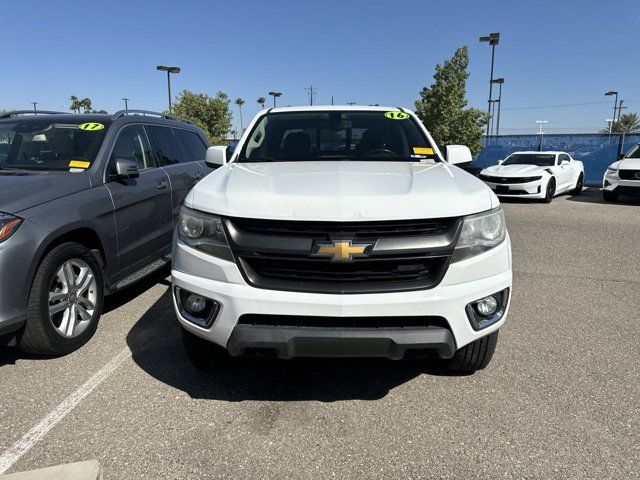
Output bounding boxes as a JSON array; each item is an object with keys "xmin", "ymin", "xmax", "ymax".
[{"xmin": 0, "ymin": 110, "xmax": 212, "ymax": 354}]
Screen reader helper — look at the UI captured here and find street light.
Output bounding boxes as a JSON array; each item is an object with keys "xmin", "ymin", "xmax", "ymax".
[
  {"xmin": 268, "ymin": 91, "xmax": 282, "ymax": 108},
  {"xmin": 157, "ymin": 65, "xmax": 181, "ymax": 112},
  {"xmin": 491, "ymin": 78, "xmax": 504, "ymax": 135},
  {"xmin": 605, "ymin": 91, "xmax": 619, "ymax": 126},
  {"xmin": 535, "ymin": 120, "xmax": 548, "ymax": 135},
  {"xmin": 480, "ymin": 32, "xmax": 500, "ymax": 136},
  {"xmin": 122, "ymin": 97, "xmax": 130, "ymax": 110},
  {"xmin": 31, "ymin": 102, "xmax": 38, "ymax": 113}
]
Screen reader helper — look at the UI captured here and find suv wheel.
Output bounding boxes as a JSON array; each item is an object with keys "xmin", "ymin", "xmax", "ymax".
[
  {"xmin": 442, "ymin": 330, "xmax": 499, "ymax": 374},
  {"xmin": 603, "ymin": 190, "xmax": 619, "ymax": 202},
  {"xmin": 18, "ymin": 243, "xmax": 104, "ymax": 355},
  {"xmin": 181, "ymin": 328, "xmax": 229, "ymax": 369},
  {"xmin": 543, "ymin": 178, "xmax": 556, "ymax": 203}
]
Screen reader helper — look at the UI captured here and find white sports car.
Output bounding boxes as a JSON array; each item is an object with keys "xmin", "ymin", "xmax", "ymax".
[
  {"xmin": 479, "ymin": 151, "xmax": 584, "ymax": 203},
  {"xmin": 602, "ymin": 143, "xmax": 640, "ymax": 202}
]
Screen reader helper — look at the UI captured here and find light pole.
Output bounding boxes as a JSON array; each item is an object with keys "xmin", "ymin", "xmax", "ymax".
[
  {"xmin": 605, "ymin": 91, "xmax": 618, "ymax": 126},
  {"xmin": 480, "ymin": 32, "xmax": 500, "ymax": 136},
  {"xmin": 31, "ymin": 102, "xmax": 38, "ymax": 113},
  {"xmin": 156, "ymin": 66, "xmax": 181, "ymax": 112},
  {"xmin": 491, "ymin": 78, "xmax": 504, "ymax": 135},
  {"xmin": 122, "ymin": 97, "xmax": 130, "ymax": 110},
  {"xmin": 536, "ymin": 120, "xmax": 548, "ymax": 135},
  {"xmin": 268, "ymin": 91, "xmax": 282, "ymax": 108}
]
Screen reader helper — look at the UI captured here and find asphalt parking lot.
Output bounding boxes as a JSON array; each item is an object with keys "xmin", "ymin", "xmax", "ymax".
[{"xmin": 1, "ymin": 187, "xmax": 638, "ymax": 479}]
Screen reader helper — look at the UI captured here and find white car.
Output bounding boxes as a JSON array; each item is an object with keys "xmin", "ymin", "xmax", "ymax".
[
  {"xmin": 171, "ymin": 106, "xmax": 512, "ymax": 373},
  {"xmin": 479, "ymin": 151, "xmax": 584, "ymax": 203},
  {"xmin": 603, "ymin": 143, "xmax": 640, "ymax": 201}
]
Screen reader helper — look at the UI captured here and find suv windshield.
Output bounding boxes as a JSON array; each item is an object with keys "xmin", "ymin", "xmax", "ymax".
[
  {"xmin": 502, "ymin": 153, "xmax": 556, "ymax": 167},
  {"xmin": 0, "ymin": 119, "xmax": 108, "ymax": 171},
  {"xmin": 237, "ymin": 111, "xmax": 438, "ymax": 162},
  {"xmin": 624, "ymin": 144, "xmax": 640, "ymax": 159}
]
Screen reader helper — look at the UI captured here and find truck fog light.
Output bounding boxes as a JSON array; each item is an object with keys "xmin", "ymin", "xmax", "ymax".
[
  {"xmin": 475, "ymin": 295, "xmax": 498, "ymax": 316},
  {"xmin": 185, "ymin": 294, "xmax": 207, "ymax": 314},
  {"xmin": 175, "ymin": 287, "xmax": 220, "ymax": 329}
]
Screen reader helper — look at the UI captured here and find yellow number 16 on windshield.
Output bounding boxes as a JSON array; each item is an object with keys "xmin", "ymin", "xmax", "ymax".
[{"xmin": 384, "ymin": 111, "xmax": 409, "ymax": 120}]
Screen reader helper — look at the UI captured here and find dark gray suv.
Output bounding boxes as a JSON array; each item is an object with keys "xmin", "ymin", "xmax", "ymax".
[{"xmin": 0, "ymin": 110, "xmax": 212, "ymax": 354}]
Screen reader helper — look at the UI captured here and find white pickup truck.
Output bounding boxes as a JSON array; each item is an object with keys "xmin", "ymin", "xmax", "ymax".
[{"xmin": 171, "ymin": 106, "xmax": 512, "ymax": 373}]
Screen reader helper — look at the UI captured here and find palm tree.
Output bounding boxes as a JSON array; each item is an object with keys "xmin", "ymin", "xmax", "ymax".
[
  {"xmin": 69, "ymin": 95, "xmax": 81, "ymax": 113},
  {"xmin": 80, "ymin": 97, "xmax": 92, "ymax": 114},
  {"xmin": 235, "ymin": 98, "xmax": 245, "ymax": 134},
  {"xmin": 257, "ymin": 97, "xmax": 266, "ymax": 109},
  {"xmin": 601, "ymin": 112, "xmax": 640, "ymax": 134}
]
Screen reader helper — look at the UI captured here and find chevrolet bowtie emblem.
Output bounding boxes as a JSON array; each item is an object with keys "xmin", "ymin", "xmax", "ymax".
[{"xmin": 312, "ymin": 240, "xmax": 371, "ymax": 262}]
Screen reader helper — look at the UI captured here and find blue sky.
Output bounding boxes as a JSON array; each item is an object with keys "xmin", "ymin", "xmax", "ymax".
[{"xmin": 2, "ymin": 0, "xmax": 639, "ymax": 133}]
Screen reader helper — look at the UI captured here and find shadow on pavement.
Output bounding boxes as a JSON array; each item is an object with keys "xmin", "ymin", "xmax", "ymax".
[
  {"xmin": 126, "ymin": 290, "xmax": 449, "ymax": 402},
  {"xmin": 566, "ymin": 187, "xmax": 640, "ymax": 206}
]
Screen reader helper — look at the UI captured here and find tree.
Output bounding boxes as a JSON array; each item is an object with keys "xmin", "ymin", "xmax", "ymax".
[
  {"xmin": 69, "ymin": 95, "xmax": 81, "ymax": 113},
  {"xmin": 171, "ymin": 90, "xmax": 232, "ymax": 143},
  {"xmin": 80, "ymin": 98, "xmax": 92, "ymax": 113},
  {"xmin": 235, "ymin": 98, "xmax": 245, "ymax": 134},
  {"xmin": 414, "ymin": 46, "xmax": 488, "ymax": 157},
  {"xmin": 257, "ymin": 97, "xmax": 266, "ymax": 109},
  {"xmin": 600, "ymin": 112, "xmax": 640, "ymax": 134}
]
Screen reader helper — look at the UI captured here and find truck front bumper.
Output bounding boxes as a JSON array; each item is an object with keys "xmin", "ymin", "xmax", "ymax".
[{"xmin": 172, "ymin": 236, "xmax": 512, "ymax": 359}]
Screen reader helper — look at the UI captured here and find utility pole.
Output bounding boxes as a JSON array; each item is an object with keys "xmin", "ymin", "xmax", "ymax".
[
  {"xmin": 122, "ymin": 98, "xmax": 130, "ymax": 110},
  {"xmin": 304, "ymin": 85, "xmax": 318, "ymax": 105},
  {"xmin": 31, "ymin": 102, "xmax": 38, "ymax": 113},
  {"xmin": 617, "ymin": 100, "xmax": 626, "ymax": 121},
  {"xmin": 331, "ymin": 96, "xmax": 334, "ymax": 105},
  {"xmin": 480, "ymin": 32, "xmax": 500, "ymax": 136}
]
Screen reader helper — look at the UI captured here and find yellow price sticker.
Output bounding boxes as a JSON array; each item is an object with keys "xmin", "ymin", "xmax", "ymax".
[
  {"xmin": 413, "ymin": 147, "xmax": 434, "ymax": 155},
  {"xmin": 69, "ymin": 160, "xmax": 91, "ymax": 168},
  {"xmin": 384, "ymin": 111, "xmax": 409, "ymax": 120},
  {"xmin": 78, "ymin": 122, "xmax": 104, "ymax": 131}
]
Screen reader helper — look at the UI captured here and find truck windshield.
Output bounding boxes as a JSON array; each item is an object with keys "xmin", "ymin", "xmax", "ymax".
[
  {"xmin": 237, "ymin": 111, "xmax": 438, "ymax": 163},
  {"xmin": 502, "ymin": 154, "xmax": 556, "ymax": 167},
  {"xmin": 0, "ymin": 120, "xmax": 108, "ymax": 171}
]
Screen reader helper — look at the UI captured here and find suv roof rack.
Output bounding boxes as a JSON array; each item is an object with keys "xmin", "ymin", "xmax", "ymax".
[
  {"xmin": 0, "ymin": 110, "xmax": 67, "ymax": 119},
  {"xmin": 111, "ymin": 109, "xmax": 193, "ymax": 125}
]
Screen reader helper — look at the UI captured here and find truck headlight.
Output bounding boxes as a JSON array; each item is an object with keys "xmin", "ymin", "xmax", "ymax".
[
  {"xmin": 452, "ymin": 207, "xmax": 506, "ymax": 262},
  {"xmin": 178, "ymin": 207, "xmax": 234, "ymax": 262},
  {"xmin": 0, "ymin": 213, "xmax": 23, "ymax": 243}
]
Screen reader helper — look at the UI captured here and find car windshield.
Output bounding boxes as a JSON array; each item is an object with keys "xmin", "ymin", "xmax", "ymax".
[
  {"xmin": 0, "ymin": 119, "xmax": 108, "ymax": 171},
  {"xmin": 237, "ymin": 110, "xmax": 438, "ymax": 163},
  {"xmin": 502, "ymin": 153, "xmax": 556, "ymax": 167}
]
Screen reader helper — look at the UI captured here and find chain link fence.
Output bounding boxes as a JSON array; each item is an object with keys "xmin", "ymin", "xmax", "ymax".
[{"xmin": 475, "ymin": 133, "xmax": 640, "ymax": 184}]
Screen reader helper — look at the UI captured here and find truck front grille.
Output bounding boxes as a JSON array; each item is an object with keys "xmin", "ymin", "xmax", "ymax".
[{"xmin": 224, "ymin": 216, "xmax": 461, "ymax": 294}]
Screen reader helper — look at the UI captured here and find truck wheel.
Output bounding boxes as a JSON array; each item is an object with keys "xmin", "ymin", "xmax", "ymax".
[
  {"xmin": 18, "ymin": 243, "xmax": 104, "ymax": 355},
  {"xmin": 543, "ymin": 178, "xmax": 556, "ymax": 203},
  {"xmin": 570, "ymin": 173, "xmax": 584, "ymax": 195},
  {"xmin": 603, "ymin": 190, "xmax": 618, "ymax": 202},
  {"xmin": 181, "ymin": 328, "xmax": 229, "ymax": 369},
  {"xmin": 443, "ymin": 330, "xmax": 499, "ymax": 373}
]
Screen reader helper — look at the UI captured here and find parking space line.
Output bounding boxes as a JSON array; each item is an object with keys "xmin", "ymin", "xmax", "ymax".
[{"xmin": 0, "ymin": 347, "xmax": 130, "ymax": 475}]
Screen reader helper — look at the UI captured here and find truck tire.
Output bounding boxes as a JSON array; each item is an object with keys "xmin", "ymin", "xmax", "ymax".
[
  {"xmin": 443, "ymin": 330, "xmax": 499, "ymax": 373},
  {"xmin": 181, "ymin": 328, "xmax": 229, "ymax": 369},
  {"xmin": 18, "ymin": 242, "xmax": 104, "ymax": 355}
]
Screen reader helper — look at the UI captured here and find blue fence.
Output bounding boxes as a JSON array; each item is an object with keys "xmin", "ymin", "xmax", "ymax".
[{"xmin": 475, "ymin": 134, "xmax": 640, "ymax": 184}]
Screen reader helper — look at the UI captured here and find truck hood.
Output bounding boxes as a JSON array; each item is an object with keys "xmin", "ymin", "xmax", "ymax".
[
  {"xmin": 0, "ymin": 170, "xmax": 92, "ymax": 215},
  {"xmin": 189, "ymin": 161, "xmax": 495, "ymax": 221},
  {"xmin": 482, "ymin": 164, "xmax": 547, "ymax": 176}
]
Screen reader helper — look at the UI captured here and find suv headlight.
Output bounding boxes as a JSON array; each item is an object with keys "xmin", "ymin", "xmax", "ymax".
[
  {"xmin": 177, "ymin": 207, "xmax": 234, "ymax": 262},
  {"xmin": 0, "ymin": 213, "xmax": 23, "ymax": 244},
  {"xmin": 452, "ymin": 207, "xmax": 506, "ymax": 262},
  {"xmin": 606, "ymin": 167, "xmax": 618, "ymax": 175}
]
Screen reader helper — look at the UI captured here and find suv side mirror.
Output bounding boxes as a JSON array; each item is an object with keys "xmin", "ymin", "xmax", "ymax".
[
  {"xmin": 445, "ymin": 145, "xmax": 472, "ymax": 165},
  {"xmin": 205, "ymin": 146, "xmax": 227, "ymax": 167},
  {"xmin": 114, "ymin": 158, "xmax": 139, "ymax": 179}
]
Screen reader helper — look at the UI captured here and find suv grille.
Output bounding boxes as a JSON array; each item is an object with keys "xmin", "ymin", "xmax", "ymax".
[
  {"xmin": 238, "ymin": 314, "xmax": 450, "ymax": 329},
  {"xmin": 618, "ymin": 169, "xmax": 640, "ymax": 180},
  {"xmin": 224, "ymin": 216, "xmax": 461, "ymax": 294}
]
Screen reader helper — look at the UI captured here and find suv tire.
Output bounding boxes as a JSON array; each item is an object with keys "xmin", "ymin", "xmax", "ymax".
[
  {"xmin": 181, "ymin": 328, "xmax": 229, "ymax": 369},
  {"xmin": 442, "ymin": 330, "xmax": 499, "ymax": 373},
  {"xmin": 18, "ymin": 243, "xmax": 104, "ymax": 356}
]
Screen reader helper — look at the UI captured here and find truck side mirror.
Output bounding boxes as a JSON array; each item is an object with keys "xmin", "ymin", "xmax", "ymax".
[
  {"xmin": 205, "ymin": 146, "xmax": 227, "ymax": 167},
  {"xmin": 445, "ymin": 145, "xmax": 472, "ymax": 165}
]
